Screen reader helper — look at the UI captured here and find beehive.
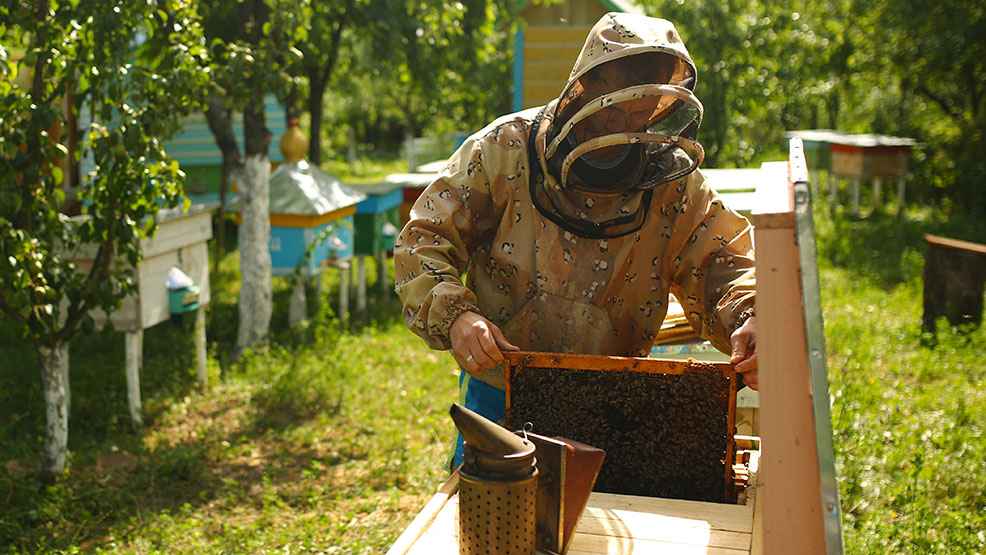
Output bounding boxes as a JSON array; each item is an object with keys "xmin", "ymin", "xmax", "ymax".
[{"xmin": 504, "ymin": 352, "xmax": 737, "ymax": 503}]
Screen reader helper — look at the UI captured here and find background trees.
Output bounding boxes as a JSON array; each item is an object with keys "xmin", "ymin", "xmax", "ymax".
[
  {"xmin": 638, "ymin": 0, "xmax": 985, "ymax": 216},
  {"xmin": 0, "ymin": 0, "xmax": 209, "ymax": 478},
  {"xmin": 3, "ymin": 0, "xmax": 983, "ymax": 481}
]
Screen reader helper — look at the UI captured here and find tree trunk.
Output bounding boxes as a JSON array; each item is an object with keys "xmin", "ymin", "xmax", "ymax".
[
  {"xmin": 234, "ymin": 153, "xmax": 273, "ymax": 358},
  {"xmin": 233, "ymin": 100, "xmax": 273, "ymax": 358},
  {"xmin": 39, "ymin": 342, "xmax": 70, "ymax": 478},
  {"xmin": 308, "ymin": 76, "xmax": 326, "ymax": 166},
  {"xmin": 204, "ymin": 92, "xmax": 242, "ymax": 277}
]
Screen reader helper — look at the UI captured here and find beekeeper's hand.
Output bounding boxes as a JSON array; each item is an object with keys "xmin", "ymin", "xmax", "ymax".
[
  {"xmin": 450, "ymin": 311, "xmax": 519, "ymax": 372},
  {"xmin": 730, "ymin": 316, "xmax": 758, "ymax": 390}
]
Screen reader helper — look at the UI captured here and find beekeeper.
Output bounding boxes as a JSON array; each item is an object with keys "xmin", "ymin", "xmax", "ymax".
[{"xmin": 394, "ymin": 12, "xmax": 758, "ymax": 468}]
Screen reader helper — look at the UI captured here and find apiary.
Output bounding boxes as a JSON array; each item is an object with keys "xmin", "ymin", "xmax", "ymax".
[{"xmin": 503, "ymin": 352, "xmax": 738, "ymax": 503}]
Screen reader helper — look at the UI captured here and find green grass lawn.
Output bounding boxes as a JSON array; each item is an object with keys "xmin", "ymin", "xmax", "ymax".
[{"xmin": 1, "ymin": 198, "xmax": 984, "ymax": 553}]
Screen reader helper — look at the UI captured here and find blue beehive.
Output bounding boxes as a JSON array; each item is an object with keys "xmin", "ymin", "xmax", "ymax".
[
  {"xmin": 264, "ymin": 160, "xmax": 365, "ymax": 277},
  {"xmin": 230, "ymin": 120, "xmax": 366, "ymax": 277}
]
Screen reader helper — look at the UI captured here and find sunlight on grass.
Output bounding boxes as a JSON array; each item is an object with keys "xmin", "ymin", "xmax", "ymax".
[{"xmin": 816, "ymin": 202, "xmax": 986, "ymax": 553}]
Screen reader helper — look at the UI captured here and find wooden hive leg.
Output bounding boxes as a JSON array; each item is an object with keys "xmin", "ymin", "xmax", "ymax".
[
  {"xmin": 125, "ymin": 329, "xmax": 144, "ymax": 429},
  {"xmin": 357, "ymin": 255, "xmax": 367, "ymax": 314},
  {"xmin": 378, "ymin": 249, "xmax": 390, "ymax": 300},
  {"xmin": 196, "ymin": 306, "xmax": 208, "ymax": 390}
]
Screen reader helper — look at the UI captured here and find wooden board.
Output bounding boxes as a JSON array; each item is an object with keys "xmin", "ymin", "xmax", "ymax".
[{"xmin": 388, "ymin": 452, "xmax": 761, "ymax": 555}]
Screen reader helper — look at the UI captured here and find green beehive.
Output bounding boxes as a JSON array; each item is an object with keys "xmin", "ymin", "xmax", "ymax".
[{"xmin": 350, "ymin": 180, "xmax": 405, "ymax": 257}]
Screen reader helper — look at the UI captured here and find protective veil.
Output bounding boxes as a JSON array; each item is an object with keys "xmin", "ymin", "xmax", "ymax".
[{"xmin": 531, "ymin": 14, "xmax": 706, "ymax": 238}]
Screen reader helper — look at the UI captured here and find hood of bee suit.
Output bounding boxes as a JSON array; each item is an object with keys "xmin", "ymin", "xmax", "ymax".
[{"xmin": 529, "ymin": 12, "xmax": 705, "ymax": 239}]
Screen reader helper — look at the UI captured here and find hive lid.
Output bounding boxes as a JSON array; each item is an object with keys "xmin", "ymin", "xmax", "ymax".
[
  {"xmin": 268, "ymin": 161, "xmax": 366, "ymax": 215},
  {"xmin": 226, "ymin": 162, "xmax": 366, "ymax": 215}
]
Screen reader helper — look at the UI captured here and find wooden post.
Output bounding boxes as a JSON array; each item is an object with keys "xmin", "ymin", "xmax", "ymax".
[
  {"xmin": 357, "ymin": 255, "xmax": 367, "ymax": 314},
  {"xmin": 379, "ymin": 249, "xmax": 390, "ymax": 299},
  {"xmin": 896, "ymin": 176, "xmax": 906, "ymax": 214},
  {"xmin": 850, "ymin": 177, "xmax": 861, "ymax": 216},
  {"xmin": 922, "ymin": 234, "xmax": 986, "ymax": 331},
  {"xmin": 339, "ymin": 262, "xmax": 350, "ymax": 325}
]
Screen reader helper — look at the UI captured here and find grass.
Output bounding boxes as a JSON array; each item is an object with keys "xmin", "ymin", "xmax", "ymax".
[
  {"xmin": 1, "ymin": 190, "xmax": 985, "ymax": 553},
  {"xmin": 0, "ymin": 245, "xmax": 459, "ymax": 554},
  {"xmin": 816, "ymin": 202, "xmax": 986, "ymax": 553}
]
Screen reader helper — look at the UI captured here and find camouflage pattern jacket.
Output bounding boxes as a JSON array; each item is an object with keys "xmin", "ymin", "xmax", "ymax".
[{"xmin": 394, "ymin": 14, "xmax": 756, "ymax": 383}]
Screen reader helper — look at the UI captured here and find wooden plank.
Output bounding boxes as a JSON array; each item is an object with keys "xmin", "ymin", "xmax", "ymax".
[
  {"xmin": 142, "ymin": 210, "xmax": 213, "ymax": 258},
  {"xmin": 388, "ymin": 454, "xmax": 762, "ymax": 554},
  {"xmin": 574, "ymin": 509, "xmax": 751, "ymax": 550},
  {"xmin": 586, "ymin": 493, "xmax": 753, "ymax": 533},
  {"xmin": 567, "ymin": 533, "xmax": 749, "ymax": 555},
  {"xmin": 403, "ymin": 532, "xmax": 458, "ymax": 554},
  {"xmin": 136, "ymin": 242, "xmax": 210, "ymax": 329},
  {"xmin": 702, "ymin": 168, "xmax": 762, "ymax": 192},
  {"xmin": 525, "ymin": 45, "xmax": 586, "ymax": 62},
  {"xmin": 523, "ymin": 25, "xmax": 594, "ymax": 43},
  {"xmin": 750, "ymin": 472, "xmax": 764, "ymax": 554},
  {"xmin": 924, "ymin": 233, "xmax": 986, "ymax": 255},
  {"xmin": 754, "ymin": 202, "xmax": 827, "ymax": 552},
  {"xmin": 385, "ymin": 474, "xmax": 459, "ymax": 555},
  {"xmin": 504, "ymin": 351, "xmax": 734, "ymax": 376},
  {"xmin": 751, "ymin": 161, "xmax": 794, "ymax": 229}
]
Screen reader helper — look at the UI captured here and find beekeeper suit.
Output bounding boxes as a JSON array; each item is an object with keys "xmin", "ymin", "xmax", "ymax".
[{"xmin": 394, "ymin": 12, "xmax": 758, "ymax": 467}]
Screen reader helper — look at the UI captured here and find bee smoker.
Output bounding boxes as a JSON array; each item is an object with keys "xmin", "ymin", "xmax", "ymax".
[{"xmin": 450, "ymin": 403, "xmax": 538, "ymax": 554}]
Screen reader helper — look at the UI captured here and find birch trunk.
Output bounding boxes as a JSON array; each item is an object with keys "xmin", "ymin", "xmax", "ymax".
[
  {"xmin": 39, "ymin": 342, "xmax": 70, "ymax": 477},
  {"xmin": 234, "ymin": 154, "xmax": 273, "ymax": 358}
]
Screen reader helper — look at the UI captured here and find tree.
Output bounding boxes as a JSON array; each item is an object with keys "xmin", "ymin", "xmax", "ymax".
[
  {"xmin": 295, "ymin": 0, "xmax": 356, "ymax": 166},
  {"xmin": 0, "ymin": 0, "xmax": 209, "ymax": 479},
  {"xmin": 361, "ymin": 0, "xmax": 518, "ymax": 146},
  {"xmin": 198, "ymin": 0, "xmax": 306, "ymax": 357},
  {"xmin": 867, "ymin": 0, "xmax": 986, "ymax": 214}
]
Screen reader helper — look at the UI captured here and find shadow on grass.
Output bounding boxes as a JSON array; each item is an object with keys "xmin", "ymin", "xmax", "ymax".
[{"xmin": 0, "ymin": 245, "xmax": 408, "ymax": 552}]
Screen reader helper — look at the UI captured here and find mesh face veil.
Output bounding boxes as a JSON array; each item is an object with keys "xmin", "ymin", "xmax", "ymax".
[
  {"xmin": 548, "ymin": 51, "xmax": 704, "ymax": 193},
  {"xmin": 531, "ymin": 50, "xmax": 706, "ymax": 238}
]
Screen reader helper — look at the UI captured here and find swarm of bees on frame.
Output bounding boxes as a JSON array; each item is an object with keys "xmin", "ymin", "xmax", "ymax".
[{"xmin": 505, "ymin": 359, "xmax": 733, "ymax": 503}]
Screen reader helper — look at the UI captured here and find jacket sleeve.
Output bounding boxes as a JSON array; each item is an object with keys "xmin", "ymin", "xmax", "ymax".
[
  {"xmin": 394, "ymin": 137, "xmax": 503, "ymax": 350},
  {"xmin": 666, "ymin": 172, "xmax": 757, "ymax": 354}
]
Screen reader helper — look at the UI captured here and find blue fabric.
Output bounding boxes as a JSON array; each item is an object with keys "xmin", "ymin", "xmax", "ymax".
[{"xmin": 451, "ymin": 371, "xmax": 506, "ymax": 469}]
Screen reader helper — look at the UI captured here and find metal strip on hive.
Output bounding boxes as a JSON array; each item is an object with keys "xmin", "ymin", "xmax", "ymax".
[{"xmin": 504, "ymin": 352, "xmax": 737, "ymax": 503}]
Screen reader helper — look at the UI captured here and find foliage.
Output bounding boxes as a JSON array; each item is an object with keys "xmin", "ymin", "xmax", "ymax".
[
  {"xmin": 327, "ymin": 0, "xmax": 518, "ymax": 147},
  {"xmin": 0, "ymin": 0, "xmax": 211, "ymax": 477},
  {"xmin": 641, "ymin": 0, "xmax": 986, "ymax": 216},
  {"xmin": 0, "ymin": 0, "xmax": 209, "ymax": 348},
  {"xmin": 813, "ymin": 199, "xmax": 986, "ymax": 553},
  {"xmin": 0, "ymin": 246, "xmax": 458, "ymax": 553}
]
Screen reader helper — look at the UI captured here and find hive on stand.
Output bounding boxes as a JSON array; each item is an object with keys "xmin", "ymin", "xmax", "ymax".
[{"xmin": 503, "ymin": 352, "xmax": 738, "ymax": 503}]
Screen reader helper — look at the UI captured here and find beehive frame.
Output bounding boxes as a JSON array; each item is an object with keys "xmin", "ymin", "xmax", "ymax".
[{"xmin": 503, "ymin": 352, "xmax": 738, "ymax": 503}]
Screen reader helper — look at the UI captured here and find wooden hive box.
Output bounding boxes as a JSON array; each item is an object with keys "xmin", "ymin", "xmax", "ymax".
[{"xmin": 503, "ymin": 351, "xmax": 738, "ymax": 503}]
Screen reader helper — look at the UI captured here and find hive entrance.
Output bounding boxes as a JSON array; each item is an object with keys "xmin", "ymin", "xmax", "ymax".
[{"xmin": 504, "ymin": 352, "xmax": 737, "ymax": 503}]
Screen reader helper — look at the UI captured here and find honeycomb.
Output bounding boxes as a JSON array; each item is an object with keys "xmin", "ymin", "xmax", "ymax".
[{"xmin": 504, "ymin": 353, "xmax": 736, "ymax": 503}]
